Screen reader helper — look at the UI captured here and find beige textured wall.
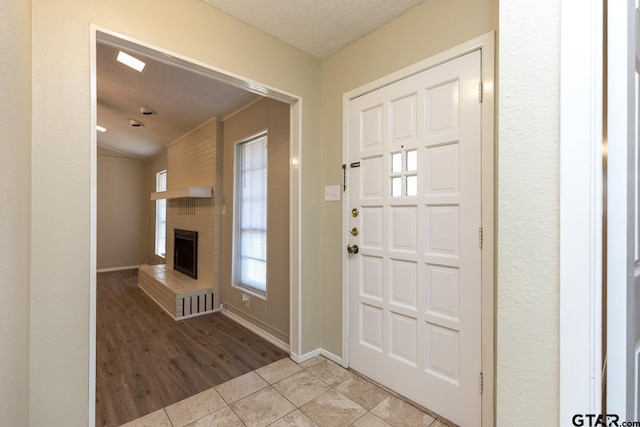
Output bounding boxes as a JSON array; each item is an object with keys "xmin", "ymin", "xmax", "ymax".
[
  {"xmin": 166, "ymin": 119, "xmax": 222, "ymax": 286},
  {"xmin": 0, "ymin": 0, "xmax": 31, "ymax": 425},
  {"xmin": 31, "ymin": 0, "xmax": 320, "ymax": 424},
  {"xmin": 97, "ymin": 147, "xmax": 149, "ymax": 269},
  {"xmin": 26, "ymin": 0, "xmax": 563, "ymax": 424},
  {"xmin": 320, "ymin": 0, "xmax": 498, "ymax": 356},
  {"xmin": 147, "ymin": 151, "xmax": 168, "ymax": 263},
  {"xmin": 221, "ymin": 98, "xmax": 290, "ymax": 343},
  {"xmin": 497, "ymin": 1, "xmax": 559, "ymax": 425}
]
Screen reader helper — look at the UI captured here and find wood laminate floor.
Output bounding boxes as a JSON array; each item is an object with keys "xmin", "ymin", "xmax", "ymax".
[{"xmin": 96, "ymin": 269, "xmax": 288, "ymax": 427}]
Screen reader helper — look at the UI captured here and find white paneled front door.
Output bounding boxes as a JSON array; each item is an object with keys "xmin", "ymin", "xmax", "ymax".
[{"xmin": 347, "ymin": 50, "xmax": 482, "ymax": 427}]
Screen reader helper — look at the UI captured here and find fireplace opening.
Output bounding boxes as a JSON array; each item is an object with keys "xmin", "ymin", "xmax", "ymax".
[{"xmin": 174, "ymin": 229, "xmax": 198, "ymax": 279}]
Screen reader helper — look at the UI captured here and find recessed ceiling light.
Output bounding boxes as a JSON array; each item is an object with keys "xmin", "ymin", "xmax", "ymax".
[
  {"xmin": 129, "ymin": 119, "xmax": 145, "ymax": 127},
  {"xmin": 116, "ymin": 51, "xmax": 146, "ymax": 72},
  {"xmin": 139, "ymin": 106, "xmax": 156, "ymax": 115},
  {"xmin": 96, "ymin": 125, "xmax": 107, "ymax": 133}
]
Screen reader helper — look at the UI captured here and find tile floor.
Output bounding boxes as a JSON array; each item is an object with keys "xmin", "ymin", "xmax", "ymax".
[{"xmin": 120, "ymin": 356, "xmax": 454, "ymax": 427}]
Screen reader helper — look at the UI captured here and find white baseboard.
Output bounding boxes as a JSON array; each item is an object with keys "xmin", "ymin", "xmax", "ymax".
[
  {"xmin": 97, "ymin": 264, "xmax": 140, "ymax": 273},
  {"xmin": 221, "ymin": 308, "xmax": 291, "ymax": 354},
  {"xmin": 293, "ymin": 348, "xmax": 343, "ymax": 366}
]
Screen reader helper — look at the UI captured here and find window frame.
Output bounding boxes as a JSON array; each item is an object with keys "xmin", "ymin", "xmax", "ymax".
[
  {"xmin": 155, "ymin": 169, "xmax": 167, "ymax": 258},
  {"xmin": 232, "ymin": 131, "xmax": 268, "ymax": 299}
]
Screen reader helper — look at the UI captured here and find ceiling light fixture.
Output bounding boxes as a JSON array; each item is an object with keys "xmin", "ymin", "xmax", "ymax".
[
  {"xmin": 129, "ymin": 119, "xmax": 145, "ymax": 127},
  {"xmin": 139, "ymin": 106, "xmax": 156, "ymax": 115},
  {"xmin": 96, "ymin": 125, "xmax": 107, "ymax": 133},
  {"xmin": 116, "ymin": 51, "xmax": 146, "ymax": 72}
]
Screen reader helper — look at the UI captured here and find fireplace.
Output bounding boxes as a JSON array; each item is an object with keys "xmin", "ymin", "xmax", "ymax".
[{"xmin": 174, "ymin": 229, "xmax": 198, "ymax": 279}]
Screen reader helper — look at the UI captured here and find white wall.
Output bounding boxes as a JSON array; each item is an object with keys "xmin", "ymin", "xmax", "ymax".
[
  {"xmin": 0, "ymin": 0, "xmax": 31, "ymax": 425},
  {"xmin": 498, "ymin": 1, "xmax": 560, "ymax": 425},
  {"xmin": 30, "ymin": 0, "xmax": 320, "ymax": 424}
]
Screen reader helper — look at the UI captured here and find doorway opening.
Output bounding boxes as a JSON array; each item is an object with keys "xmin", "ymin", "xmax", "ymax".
[{"xmin": 90, "ymin": 26, "xmax": 302, "ymax": 425}]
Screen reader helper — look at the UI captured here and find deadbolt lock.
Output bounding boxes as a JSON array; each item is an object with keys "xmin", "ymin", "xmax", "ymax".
[
  {"xmin": 350, "ymin": 227, "xmax": 359, "ymax": 236},
  {"xmin": 351, "ymin": 208, "xmax": 359, "ymax": 217}
]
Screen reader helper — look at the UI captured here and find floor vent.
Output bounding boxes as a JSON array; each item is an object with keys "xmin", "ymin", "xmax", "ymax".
[
  {"xmin": 180, "ymin": 292, "xmax": 215, "ymax": 319},
  {"xmin": 138, "ymin": 264, "xmax": 216, "ymax": 321}
]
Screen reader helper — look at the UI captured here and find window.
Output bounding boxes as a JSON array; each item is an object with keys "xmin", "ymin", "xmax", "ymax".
[
  {"xmin": 234, "ymin": 133, "xmax": 268, "ymax": 294},
  {"xmin": 155, "ymin": 170, "xmax": 167, "ymax": 257}
]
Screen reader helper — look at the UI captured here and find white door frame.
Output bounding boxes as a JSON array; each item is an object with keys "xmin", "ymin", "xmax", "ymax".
[
  {"xmin": 559, "ymin": 0, "xmax": 604, "ymax": 420},
  {"xmin": 606, "ymin": 0, "xmax": 636, "ymax": 419},
  {"xmin": 341, "ymin": 32, "xmax": 495, "ymax": 426},
  {"xmin": 89, "ymin": 25, "xmax": 304, "ymax": 424}
]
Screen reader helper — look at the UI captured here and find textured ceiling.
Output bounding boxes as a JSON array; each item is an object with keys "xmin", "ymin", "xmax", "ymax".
[
  {"xmin": 201, "ymin": 0, "xmax": 427, "ymax": 59},
  {"xmin": 97, "ymin": 0, "xmax": 427, "ymax": 159},
  {"xmin": 97, "ymin": 43, "xmax": 260, "ymax": 159}
]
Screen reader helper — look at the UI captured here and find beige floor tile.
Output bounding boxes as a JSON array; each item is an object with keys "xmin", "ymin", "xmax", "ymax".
[
  {"xmin": 429, "ymin": 419, "xmax": 455, "ymax": 427},
  {"xmin": 256, "ymin": 357, "xmax": 303, "ymax": 384},
  {"xmin": 352, "ymin": 412, "xmax": 393, "ymax": 427},
  {"xmin": 299, "ymin": 355, "xmax": 325, "ymax": 368},
  {"xmin": 118, "ymin": 409, "xmax": 172, "ymax": 427},
  {"xmin": 164, "ymin": 388, "xmax": 226, "ymax": 427},
  {"xmin": 371, "ymin": 396, "xmax": 435, "ymax": 427},
  {"xmin": 230, "ymin": 386, "xmax": 296, "ymax": 427},
  {"xmin": 334, "ymin": 376, "xmax": 390, "ymax": 410},
  {"xmin": 304, "ymin": 358, "xmax": 353, "ymax": 386},
  {"xmin": 215, "ymin": 371, "xmax": 268, "ymax": 404},
  {"xmin": 268, "ymin": 409, "xmax": 318, "ymax": 426},
  {"xmin": 300, "ymin": 389, "xmax": 366, "ymax": 427},
  {"xmin": 272, "ymin": 371, "xmax": 331, "ymax": 407},
  {"xmin": 183, "ymin": 406, "xmax": 244, "ymax": 427},
  {"xmin": 120, "ymin": 357, "xmax": 446, "ymax": 427}
]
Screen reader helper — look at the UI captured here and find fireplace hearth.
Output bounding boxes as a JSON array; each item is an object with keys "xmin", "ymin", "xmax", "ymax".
[{"xmin": 174, "ymin": 229, "xmax": 198, "ymax": 279}]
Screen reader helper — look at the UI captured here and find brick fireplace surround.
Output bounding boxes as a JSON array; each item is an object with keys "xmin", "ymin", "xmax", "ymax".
[{"xmin": 139, "ymin": 118, "xmax": 223, "ymax": 320}]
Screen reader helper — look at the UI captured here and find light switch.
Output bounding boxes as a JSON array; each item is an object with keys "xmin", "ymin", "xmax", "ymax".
[{"xmin": 324, "ymin": 185, "xmax": 341, "ymax": 201}]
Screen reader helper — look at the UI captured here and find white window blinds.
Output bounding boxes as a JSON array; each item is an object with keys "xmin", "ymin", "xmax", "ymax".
[
  {"xmin": 155, "ymin": 170, "xmax": 167, "ymax": 257},
  {"xmin": 235, "ymin": 134, "xmax": 267, "ymax": 293}
]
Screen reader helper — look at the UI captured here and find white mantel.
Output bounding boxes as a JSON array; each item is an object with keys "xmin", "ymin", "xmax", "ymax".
[{"xmin": 150, "ymin": 186, "xmax": 212, "ymax": 200}]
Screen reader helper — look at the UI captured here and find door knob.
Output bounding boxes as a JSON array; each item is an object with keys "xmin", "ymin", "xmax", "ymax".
[{"xmin": 347, "ymin": 244, "xmax": 359, "ymax": 254}]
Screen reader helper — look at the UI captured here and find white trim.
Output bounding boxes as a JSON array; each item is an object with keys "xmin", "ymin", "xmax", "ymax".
[
  {"xmin": 479, "ymin": 35, "xmax": 496, "ymax": 427},
  {"xmin": 289, "ymin": 99, "xmax": 303, "ymax": 360},
  {"xmin": 342, "ymin": 34, "xmax": 494, "ymax": 101},
  {"xmin": 89, "ymin": 26, "xmax": 98, "ymax": 427},
  {"xmin": 607, "ymin": 0, "xmax": 636, "ymax": 419},
  {"xmin": 150, "ymin": 186, "xmax": 211, "ymax": 201},
  {"xmin": 232, "ymin": 131, "xmax": 269, "ymax": 297},
  {"xmin": 95, "ymin": 29, "xmax": 300, "ymax": 104},
  {"xmin": 291, "ymin": 347, "xmax": 343, "ymax": 365},
  {"xmin": 341, "ymin": 32, "xmax": 495, "ymax": 426},
  {"xmin": 90, "ymin": 24, "xmax": 304, "ymax": 406},
  {"xmin": 559, "ymin": 0, "xmax": 604, "ymax": 420},
  {"xmin": 341, "ymin": 94, "xmax": 350, "ymax": 370},
  {"xmin": 221, "ymin": 307, "xmax": 290, "ymax": 353},
  {"xmin": 96, "ymin": 265, "xmax": 141, "ymax": 273}
]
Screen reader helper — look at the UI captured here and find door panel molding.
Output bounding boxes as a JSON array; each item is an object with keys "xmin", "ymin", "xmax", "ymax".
[{"xmin": 341, "ymin": 32, "xmax": 494, "ymax": 427}]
